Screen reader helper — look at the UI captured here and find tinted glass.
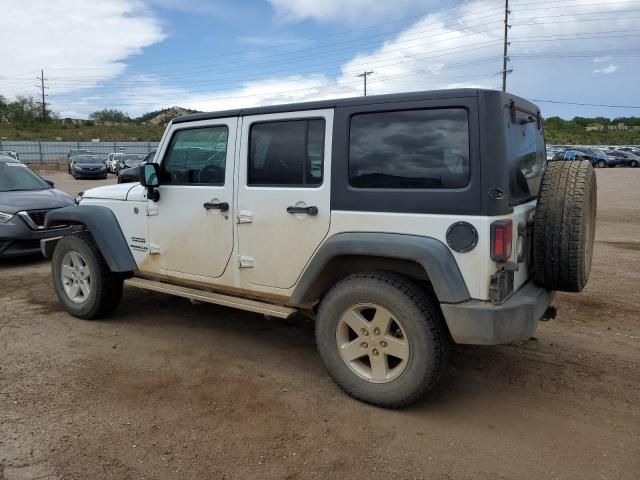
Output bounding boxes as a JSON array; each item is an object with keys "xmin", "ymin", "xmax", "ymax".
[
  {"xmin": 506, "ymin": 109, "xmax": 546, "ymax": 202},
  {"xmin": 0, "ymin": 162, "xmax": 50, "ymax": 191},
  {"xmin": 248, "ymin": 119, "xmax": 325, "ymax": 186},
  {"xmin": 349, "ymin": 109, "xmax": 469, "ymax": 189},
  {"xmin": 162, "ymin": 126, "xmax": 228, "ymax": 185}
]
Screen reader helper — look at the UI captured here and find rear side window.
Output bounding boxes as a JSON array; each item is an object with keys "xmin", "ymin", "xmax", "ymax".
[
  {"xmin": 349, "ymin": 108, "xmax": 470, "ymax": 189},
  {"xmin": 506, "ymin": 108, "xmax": 546, "ymax": 203},
  {"xmin": 248, "ymin": 119, "xmax": 325, "ymax": 187},
  {"xmin": 162, "ymin": 126, "xmax": 228, "ymax": 185}
]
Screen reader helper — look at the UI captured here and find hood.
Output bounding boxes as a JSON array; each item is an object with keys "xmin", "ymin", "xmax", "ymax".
[
  {"xmin": 81, "ymin": 183, "xmax": 141, "ymax": 201},
  {"xmin": 0, "ymin": 188, "xmax": 75, "ymax": 214}
]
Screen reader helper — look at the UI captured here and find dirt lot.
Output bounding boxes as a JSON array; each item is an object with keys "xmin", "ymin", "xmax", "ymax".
[{"xmin": 1, "ymin": 170, "xmax": 639, "ymax": 480}]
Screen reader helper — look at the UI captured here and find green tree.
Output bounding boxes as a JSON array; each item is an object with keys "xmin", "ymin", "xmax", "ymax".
[{"xmin": 89, "ymin": 108, "xmax": 131, "ymax": 123}]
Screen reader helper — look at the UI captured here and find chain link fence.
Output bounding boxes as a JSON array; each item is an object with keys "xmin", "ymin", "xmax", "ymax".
[{"xmin": 0, "ymin": 141, "xmax": 160, "ymax": 164}]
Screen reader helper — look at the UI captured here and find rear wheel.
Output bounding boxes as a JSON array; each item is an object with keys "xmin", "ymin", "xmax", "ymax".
[
  {"xmin": 630, "ymin": 160, "xmax": 639, "ymax": 168},
  {"xmin": 315, "ymin": 272, "xmax": 448, "ymax": 408},
  {"xmin": 597, "ymin": 160, "xmax": 607, "ymax": 168},
  {"xmin": 52, "ymin": 233, "xmax": 123, "ymax": 319}
]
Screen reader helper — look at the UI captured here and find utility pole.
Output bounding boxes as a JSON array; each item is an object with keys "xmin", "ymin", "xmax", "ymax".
[
  {"xmin": 357, "ymin": 71, "xmax": 374, "ymax": 96},
  {"xmin": 36, "ymin": 69, "xmax": 49, "ymax": 122},
  {"xmin": 501, "ymin": 0, "xmax": 512, "ymax": 92}
]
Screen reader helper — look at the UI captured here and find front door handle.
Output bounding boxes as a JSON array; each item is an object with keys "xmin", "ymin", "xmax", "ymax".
[
  {"xmin": 287, "ymin": 205, "xmax": 318, "ymax": 216},
  {"xmin": 203, "ymin": 201, "xmax": 229, "ymax": 212}
]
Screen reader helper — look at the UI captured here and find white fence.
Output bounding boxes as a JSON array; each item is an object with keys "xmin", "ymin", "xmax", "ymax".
[{"xmin": 0, "ymin": 141, "xmax": 160, "ymax": 164}]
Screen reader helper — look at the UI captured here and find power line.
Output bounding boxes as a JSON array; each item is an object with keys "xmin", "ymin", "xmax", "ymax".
[{"xmin": 532, "ymin": 99, "xmax": 640, "ymax": 109}]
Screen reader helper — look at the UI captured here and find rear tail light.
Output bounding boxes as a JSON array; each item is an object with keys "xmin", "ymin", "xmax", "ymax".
[{"xmin": 490, "ymin": 220, "xmax": 513, "ymax": 262}]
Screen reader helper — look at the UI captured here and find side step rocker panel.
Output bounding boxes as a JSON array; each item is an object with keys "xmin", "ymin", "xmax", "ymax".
[{"xmin": 126, "ymin": 277, "xmax": 297, "ymax": 319}]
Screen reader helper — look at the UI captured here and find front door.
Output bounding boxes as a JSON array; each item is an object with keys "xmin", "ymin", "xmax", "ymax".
[
  {"xmin": 237, "ymin": 109, "xmax": 333, "ymax": 289},
  {"xmin": 147, "ymin": 118, "xmax": 237, "ymax": 280}
]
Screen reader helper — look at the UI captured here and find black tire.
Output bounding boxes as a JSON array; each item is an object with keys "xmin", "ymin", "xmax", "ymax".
[
  {"xmin": 597, "ymin": 160, "xmax": 607, "ymax": 168},
  {"xmin": 630, "ymin": 160, "xmax": 639, "ymax": 168},
  {"xmin": 315, "ymin": 272, "xmax": 449, "ymax": 409},
  {"xmin": 533, "ymin": 160, "xmax": 597, "ymax": 292},
  {"xmin": 52, "ymin": 233, "xmax": 123, "ymax": 319}
]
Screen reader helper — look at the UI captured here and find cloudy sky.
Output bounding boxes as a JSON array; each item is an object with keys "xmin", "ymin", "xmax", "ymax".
[{"xmin": 1, "ymin": 0, "xmax": 639, "ymax": 119}]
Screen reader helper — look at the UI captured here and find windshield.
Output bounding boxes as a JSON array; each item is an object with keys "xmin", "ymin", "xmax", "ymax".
[
  {"xmin": 75, "ymin": 156, "xmax": 103, "ymax": 164},
  {"xmin": 0, "ymin": 162, "xmax": 50, "ymax": 191},
  {"xmin": 122, "ymin": 154, "xmax": 145, "ymax": 161}
]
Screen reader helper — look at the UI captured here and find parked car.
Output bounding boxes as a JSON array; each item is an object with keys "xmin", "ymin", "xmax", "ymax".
[
  {"xmin": 117, "ymin": 150, "xmax": 156, "ymax": 184},
  {"xmin": 106, "ymin": 153, "xmax": 123, "ymax": 173},
  {"xmin": 605, "ymin": 150, "xmax": 640, "ymax": 167},
  {"xmin": 0, "ymin": 150, "xmax": 20, "ymax": 162},
  {"xmin": 43, "ymin": 89, "xmax": 597, "ymax": 408},
  {"xmin": 71, "ymin": 155, "xmax": 108, "ymax": 179},
  {"xmin": 0, "ymin": 155, "xmax": 74, "ymax": 258},
  {"xmin": 581, "ymin": 148, "xmax": 620, "ymax": 168},
  {"xmin": 551, "ymin": 149, "xmax": 588, "ymax": 162},
  {"xmin": 115, "ymin": 154, "xmax": 146, "ymax": 174}
]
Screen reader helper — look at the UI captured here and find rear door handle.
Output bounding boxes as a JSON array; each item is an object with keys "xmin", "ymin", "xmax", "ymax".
[
  {"xmin": 287, "ymin": 206, "xmax": 318, "ymax": 216},
  {"xmin": 203, "ymin": 201, "xmax": 229, "ymax": 212}
]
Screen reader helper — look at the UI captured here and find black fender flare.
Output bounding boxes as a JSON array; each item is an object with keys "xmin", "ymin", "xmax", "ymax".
[
  {"xmin": 45, "ymin": 205, "xmax": 137, "ymax": 273},
  {"xmin": 289, "ymin": 232, "xmax": 470, "ymax": 306}
]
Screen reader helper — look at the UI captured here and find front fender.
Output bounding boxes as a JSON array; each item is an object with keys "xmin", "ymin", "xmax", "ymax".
[{"xmin": 45, "ymin": 205, "xmax": 137, "ymax": 272}]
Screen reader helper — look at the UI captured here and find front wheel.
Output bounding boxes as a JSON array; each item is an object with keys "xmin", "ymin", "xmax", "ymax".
[
  {"xmin": 315, "ymin": 272, "xmax": 449, "ymax": 408},
  {"xmin": 52, "ymin": 233, "xmax": 123, "ymax": 319},
  {"xmin": 598, "ymin": 160, "xmax": 607, "ymax": 168},
  {"xmin": 630, "ymin": 160, "xmax": 639, "ymax": 168}
]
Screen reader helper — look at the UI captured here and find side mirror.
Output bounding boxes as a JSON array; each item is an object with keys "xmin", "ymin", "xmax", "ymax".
[
  {"xmin": 140, "ymin": 163, "xmax": 160, "ymax": 188},
  {"xmin": 140, "ymin": 163, "xmax": 161, "ymax": 202},
  {"xmin": 45, "ymin": 179, "xmax": 55, "ymax": 187}
]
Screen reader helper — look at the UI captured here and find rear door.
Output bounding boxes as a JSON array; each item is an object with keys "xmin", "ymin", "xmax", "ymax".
[{"xmin": 236, "ymin": 109, "xmax": 333, "ymax": 289}]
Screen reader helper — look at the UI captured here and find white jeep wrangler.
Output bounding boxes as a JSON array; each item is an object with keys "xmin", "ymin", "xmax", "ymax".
[{"xmin": 43, "ymin": 89, "xmax": 596, "ymax": 408}]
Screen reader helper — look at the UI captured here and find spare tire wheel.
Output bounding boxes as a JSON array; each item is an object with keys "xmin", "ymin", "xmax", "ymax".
[{"xmin": 533, "ymin": 160, "xmax": 597, "ymax": 292}]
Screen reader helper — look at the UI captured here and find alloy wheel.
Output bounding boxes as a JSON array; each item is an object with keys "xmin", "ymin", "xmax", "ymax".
[
  {"xmin": 60, "ymin": 251, "xmax": 91, "ymax": 303},
  {"xmin": 336, "ymin": 303, "xmax": 410, "ymax": 383}
]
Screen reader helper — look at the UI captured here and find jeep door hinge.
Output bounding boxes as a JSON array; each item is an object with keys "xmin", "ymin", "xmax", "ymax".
[
  {"xmin": 147, "ymin": 204, "xmax": 158, "ymax": 216},
  {"xmin": 237, "ymin": 210, "xmax": 253, "ymax": 224},
  {"xmin": 238, "ymin": 255, "xmax": 255, "ymax": 268}
]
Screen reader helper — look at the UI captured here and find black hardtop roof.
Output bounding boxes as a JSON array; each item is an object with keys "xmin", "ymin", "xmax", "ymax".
[{"xmin": 172, "ymin": 88, "xmax": 533, "ymax": 124}]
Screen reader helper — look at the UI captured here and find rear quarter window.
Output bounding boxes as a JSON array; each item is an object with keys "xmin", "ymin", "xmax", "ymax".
[
  {"xmin": 506, "ymin": 108, "xmax": 546, "ymax": 204},
  {"xmin": 348, "ymin": 108, "xmax": 470, "ymax": 189}
]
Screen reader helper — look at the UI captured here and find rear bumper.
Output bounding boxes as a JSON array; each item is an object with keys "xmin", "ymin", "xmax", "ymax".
[{"xmin": 440, "ymin": 280, "xmax": 555, "ymax": 345}]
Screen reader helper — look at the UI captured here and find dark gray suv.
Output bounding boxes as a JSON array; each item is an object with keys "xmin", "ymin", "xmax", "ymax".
[{"xmin": 0, "ymin": 156, "xmax": 74, "ymax": 258}]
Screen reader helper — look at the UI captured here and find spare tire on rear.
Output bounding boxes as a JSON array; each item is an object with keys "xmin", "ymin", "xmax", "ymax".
[{"xmin": 533, "ymin": 160, "xmax": 597, "ymax": 292}]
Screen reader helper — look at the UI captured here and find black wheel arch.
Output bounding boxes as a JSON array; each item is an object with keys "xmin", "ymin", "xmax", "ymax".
[
  {"xmin": 288, "ymin": 232, "xmax": 470, "ymax": 308},
  {"xmin": 45, "ymin": 205, "xmax": 137, "ymax": 273}
]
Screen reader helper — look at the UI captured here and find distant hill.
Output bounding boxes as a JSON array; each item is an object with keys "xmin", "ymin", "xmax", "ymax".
[{"xmin": 135, "ymin": 107, "xmax": 202, "ymax": 125}]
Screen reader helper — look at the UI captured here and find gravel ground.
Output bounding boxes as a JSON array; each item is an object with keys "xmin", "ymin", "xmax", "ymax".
[{"xmin": 1, "ymin": 169, "xmax": 638, "ymax": 480}]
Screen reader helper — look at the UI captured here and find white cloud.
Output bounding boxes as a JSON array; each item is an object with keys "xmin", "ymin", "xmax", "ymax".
[
  {"xmin": 593, "ymin": 64, "xmax": 619, "ymax": 75},
  {"xmin": 268, "ymin": 0, "xmax": 437, "ymax": 24},
  {"xmin": 0, "ymin": 0, "xmax": 165, "ymax": 97},
  {"xmin": 6, "ymin": 0, "xmax": 638, "ymax": 118}
]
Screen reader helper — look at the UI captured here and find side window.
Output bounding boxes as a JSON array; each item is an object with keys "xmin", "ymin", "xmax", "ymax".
[
  {"xmin": 248, "ymin": 119, "xmax": 325, "ymax": 186},
  {"xmin": 162, "ymin": 126, "xmax": 228, "ymax": 185},
  {"xmin": 349, "ymin": 108, "xmax": 470, "ymax": 189}
]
